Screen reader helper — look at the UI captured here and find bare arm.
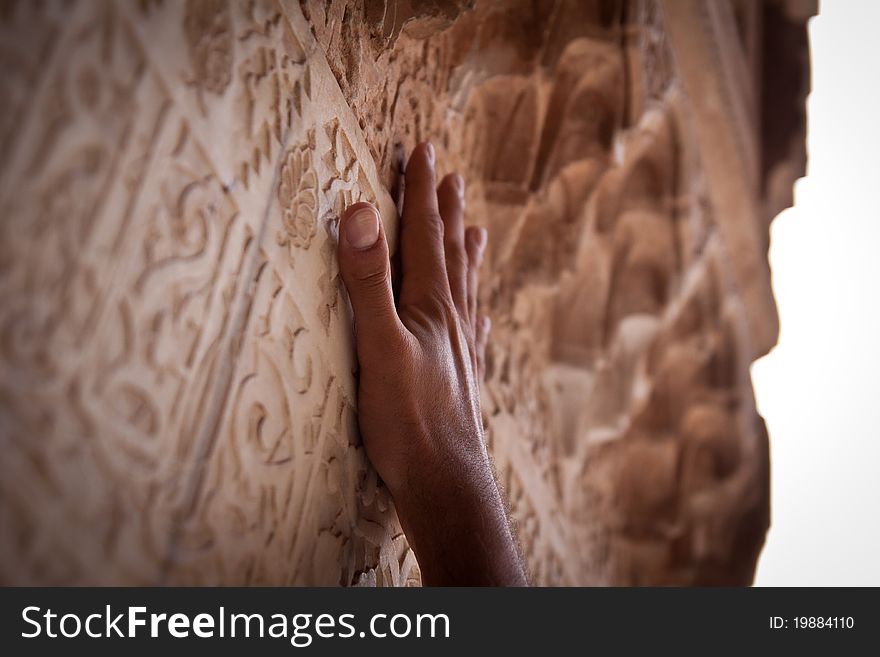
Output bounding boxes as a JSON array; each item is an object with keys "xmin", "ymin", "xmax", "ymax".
[{"xmin": 335, "ymin": 142, "xmax": 526, "ymax": 586}]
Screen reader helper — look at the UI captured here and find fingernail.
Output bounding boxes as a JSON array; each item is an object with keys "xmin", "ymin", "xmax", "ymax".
[
  {"xmin": 345, "ymin": 206, "xmax": 380, "ymax": 249},
  {"xmin": 425, "ymin": 142, "xmax": 435, "ymax": 165},
  {"xmin": 452, "ymin": 173, "xmax": 464, "ymax": 197}
]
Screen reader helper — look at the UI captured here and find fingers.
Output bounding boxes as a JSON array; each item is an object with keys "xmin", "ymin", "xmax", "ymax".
[
  {"xmin": 438, "ymin": 172, "xmax": 467, "ymax": 318},
  {"xmin": 475, "ymin": 315, "xmax": 491, "ymax": 381},
  {"xmin": 464, "ymin": 226, "xmax": 487, "ymax": 330},
  {"xmin": 337, "ymin": 202, "xmax": 404, "ymax": 356},
  {"xmin": 400, "ymin": 142, "xmax": 449, "ymax": 304}
]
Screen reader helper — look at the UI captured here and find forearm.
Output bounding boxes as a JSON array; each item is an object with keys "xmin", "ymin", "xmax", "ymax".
[{"xmin": 394, "ymin": 466, "xmax": 527, "ymax": 586}]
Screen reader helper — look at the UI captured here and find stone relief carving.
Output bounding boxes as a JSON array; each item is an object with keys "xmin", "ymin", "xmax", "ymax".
[
  {"xmin": 184, "ymin": 0, "xmax": 234, "ymax": 98},
  {"xmin": 0, "ymin": 0, "xmax": 812, "ymax": 585},
  {"xmin": 277, "ymin": 141, "xmax": 319, "ymax": 250}
]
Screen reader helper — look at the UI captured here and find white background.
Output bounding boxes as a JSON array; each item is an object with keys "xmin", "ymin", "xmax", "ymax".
[{"xmin": 752, "ymin": 0, "xmax": 880, "ymax": 585}]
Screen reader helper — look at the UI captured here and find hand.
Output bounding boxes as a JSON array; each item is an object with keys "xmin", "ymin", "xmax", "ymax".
[{"xmin": 336, "ymin": 142, "xmax": 526, "ymax": 586}]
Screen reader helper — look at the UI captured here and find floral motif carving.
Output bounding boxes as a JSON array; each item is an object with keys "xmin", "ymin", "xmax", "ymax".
[
  {"xmin": 277, "ymin": 143, "xmax": 318, "ymax": 250},
  {"xmin": 184, "ymin": 0, "xmax": 233, "ymax": 95}
]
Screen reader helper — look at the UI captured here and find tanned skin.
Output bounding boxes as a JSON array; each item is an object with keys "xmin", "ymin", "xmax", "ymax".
[{"xmin": 335, "ymin": 142, "xmax": 527, "ymax": 586}]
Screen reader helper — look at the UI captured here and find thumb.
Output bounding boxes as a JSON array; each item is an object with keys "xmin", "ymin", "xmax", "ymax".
[{"xmin": 337, "ymin": 202, "xmax": 403, "ymax": 353}]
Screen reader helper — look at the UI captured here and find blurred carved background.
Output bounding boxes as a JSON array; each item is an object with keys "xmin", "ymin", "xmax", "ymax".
[{"xmin": 0, "ymin": 0, "xmax": 813, "ymax": 584}]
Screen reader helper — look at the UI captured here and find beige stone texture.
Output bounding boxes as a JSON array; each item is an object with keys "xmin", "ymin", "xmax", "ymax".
[{"xmin": 0, "ymin": 0, "xmax": 813, "ymax": 585}]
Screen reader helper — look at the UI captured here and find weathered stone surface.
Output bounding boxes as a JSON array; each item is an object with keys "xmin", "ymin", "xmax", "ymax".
[{"xmin": 0, "ymin": 0, "xmax": 812, "ymax": 585}]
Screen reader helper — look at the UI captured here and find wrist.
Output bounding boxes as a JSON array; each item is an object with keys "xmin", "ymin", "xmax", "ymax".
[
  {"xmin": 391, "ymin": 456, "xmax": 526, "ymax": 586},
  {"xmin": 391, "ymin": 443, "xmax": 497, "ymax": 527}
]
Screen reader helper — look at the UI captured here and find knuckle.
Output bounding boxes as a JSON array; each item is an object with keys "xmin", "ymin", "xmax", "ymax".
[
  {"xmin": 425, "ymin": 210, "xmax": 444, "ymax": 237},
  {"xmin": 446, "ymin": 247, "xmax": 468, "ymax": 273},
  {"xmin": 404, "ymin": 207, "xmax": 444, "ymax": 241},
  {"xmin": 354, "ymin": 265, "xmax": 389, "ymax": 291},
  {"xmin": 444, "ymin": 219, "xmax": 464, "ymax": 240},
  {"xmin": 465, "ymin": 239, "xmax": 482, "ymax": 264},
  {"xmin": 416, "ymin": 214, "xmax": 445, "ymax": 248},
  {"xmin": 410, "ymin": 289, "xmax": 459, "ymax": 328},
  {"xmin": 432, "ymin": 292, "xmax": 460, "ymax": 326}
]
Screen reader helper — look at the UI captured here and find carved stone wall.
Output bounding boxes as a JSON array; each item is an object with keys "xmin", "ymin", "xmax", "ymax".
[{"xmin": 0, "ymin": 0, "xmax": 812, "ymax": 585}]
